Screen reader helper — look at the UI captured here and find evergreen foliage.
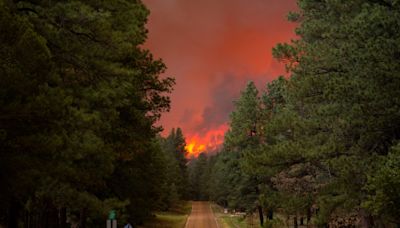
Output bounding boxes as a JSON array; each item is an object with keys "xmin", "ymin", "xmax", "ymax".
[
  {"xmin": 2, "ymin": 0, "xmax": 400, "ymax": 227},
  {"xmin": 159, "ymin": 128, "xmax": 190, "ymax": 203},
  {"xmin": 0, "ymin": 0, "xmax": 175, "ymax": 226},
  {"xmin": 206, "ymin": 0, "xmax": 400, "ymax": 227}
]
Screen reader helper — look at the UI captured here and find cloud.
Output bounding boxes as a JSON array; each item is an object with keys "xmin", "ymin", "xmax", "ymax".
[
  {"xmin": 179, "ymin": 108, "xmax": 196, "ymax": 126},
  {"xmin": 194, "ymin": 73, "xmax": 269, "ymax": 136},
  {"xmin": 194, "ymin": 74, "xmax": 238, "ymax": 135},
  {"xmin": 143, "ymin": 0, "xmax": 298, "ymax": 144}
]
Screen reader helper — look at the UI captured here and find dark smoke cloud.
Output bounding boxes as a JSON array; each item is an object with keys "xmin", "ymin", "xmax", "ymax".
[{"xmin": 193, "ymin": 73, "xmax": 267, "ymax": 136}]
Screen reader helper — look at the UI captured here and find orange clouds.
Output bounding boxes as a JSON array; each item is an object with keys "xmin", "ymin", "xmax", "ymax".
[{"xmin": 143, "ymin": 0, "xmax": 298, "ymax": 152}]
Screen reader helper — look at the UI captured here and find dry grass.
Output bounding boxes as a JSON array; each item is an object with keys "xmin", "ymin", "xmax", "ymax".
[
  {"xmin": 139, "ymin": 201, "xmax": 192, "ymax": 228},
  {"xmin": 211, "ymin": 203, "xmax": 248, "ymax": 228}
]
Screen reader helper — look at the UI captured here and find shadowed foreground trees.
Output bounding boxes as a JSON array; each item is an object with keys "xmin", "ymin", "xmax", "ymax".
[
  {"xmin": 2, "ymin": 0, "xmax": 400, "ymax": 227},
  {"xmin": 202, "ymin": 0, "xmax": 400, "ymax": 227},
  {"xmin": 264, "ymin": 0, "xmax": 400, "ymax": 226},
  {"xmin": 0, "ymin": 0, "xmax": 181, "ymax": 227}
]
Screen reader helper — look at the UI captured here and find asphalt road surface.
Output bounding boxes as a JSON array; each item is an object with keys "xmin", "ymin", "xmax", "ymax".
[{"xmin": 185, "ymin": 201, "xmax": 219, "ymax": 228}]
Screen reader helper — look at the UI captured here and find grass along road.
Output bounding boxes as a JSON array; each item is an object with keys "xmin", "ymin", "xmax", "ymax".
[
  {"xmin": 139, "ymin": 201, "xmax": 191, "ymax": 228},
  {"xmin": 211, "ymin": 204, "xmax": 246, "ymax": 228}
]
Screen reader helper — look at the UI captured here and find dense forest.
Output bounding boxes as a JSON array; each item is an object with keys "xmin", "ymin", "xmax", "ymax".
[
  {"xmin": 0, "ymin": 0, "xmax": 191, "ymax": 227},
  {"xmin": 1, "ymin": 0, "xmax": 400, "ymax": 227},
  {"xmin": 189, "ymin": 0, "xmax": 400, "ymax": 227}
]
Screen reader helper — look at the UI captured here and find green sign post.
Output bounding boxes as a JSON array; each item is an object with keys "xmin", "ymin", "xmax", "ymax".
[{"xmin": 107, "ymin": 210, "xmax": 117, "ymax": 228}]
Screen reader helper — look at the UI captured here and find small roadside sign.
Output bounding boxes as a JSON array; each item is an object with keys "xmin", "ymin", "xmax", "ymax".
[
  {"xmin": 108, "ymin": 210, "xmax": 116, "ymax": 220},
  {"xmin": 107, "ymin": 210, "xmax": 117, "ymax": 228}
]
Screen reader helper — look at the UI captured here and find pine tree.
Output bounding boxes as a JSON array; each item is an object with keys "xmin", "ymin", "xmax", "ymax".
[
  {"xmin": 161, "ymin": 128, "xmax": 190, "ymax": 201},
  {"xmin": 0, "ymin": 0, "xmax": 174, "ymax": 226},
  {"xmin": 268, "ymin": 0, "xmax": 400, "ymax": 225},
  {"xmin": 223, "ymin": 81, "xmax": 266, "ymax": 226}
]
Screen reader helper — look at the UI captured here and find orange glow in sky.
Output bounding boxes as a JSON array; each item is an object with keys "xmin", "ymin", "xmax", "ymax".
[{"xmin": 143, "ymin": 0, "xmax": 298, "ymax": 154}]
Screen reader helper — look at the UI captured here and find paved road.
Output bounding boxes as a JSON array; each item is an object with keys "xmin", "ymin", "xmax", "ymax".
[{"xmin": 185, "ymin": 201, "xmax": 219, "ymax": 228}]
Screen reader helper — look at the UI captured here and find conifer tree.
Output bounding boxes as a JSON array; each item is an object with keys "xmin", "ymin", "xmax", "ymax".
[
  {"xmin": 0, "ymin": 0, "xmax": 175, "ymax": 226},
  {"xmin": 268, "ymin": 0, "xmax": 400, "ymax": 225},
  {"xmin": 224, "ymin": 81, "xmax": 265, "ymax": 226}
]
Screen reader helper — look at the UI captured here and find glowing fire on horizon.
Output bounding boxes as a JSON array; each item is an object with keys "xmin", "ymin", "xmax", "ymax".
[
  {"xmin": 185, "ymin": 141, "xmax": 206, "ymax": 155},
  {"xmin": 184, "ymin": 124, "xmax": 228, "ymax": 157}
]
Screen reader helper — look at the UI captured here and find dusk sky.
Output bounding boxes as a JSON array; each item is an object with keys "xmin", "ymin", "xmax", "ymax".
[{"xmin": 143, "ymin": 0, "xmax": 298, "ymax": 156}]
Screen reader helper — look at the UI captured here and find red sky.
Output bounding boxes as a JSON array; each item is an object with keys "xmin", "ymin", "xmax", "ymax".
[{"xmin": 143, "ymin": 0, "xmax": 298, "ymax": 157}]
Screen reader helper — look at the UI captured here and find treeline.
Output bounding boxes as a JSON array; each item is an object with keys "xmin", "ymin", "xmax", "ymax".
[
  {"xmin": 0, "ymin": 0, "xmax": 189, "ymax": 227},
  {"xmin": 191, "ymin": 0, "xmax": 400, "ymax": 227}
]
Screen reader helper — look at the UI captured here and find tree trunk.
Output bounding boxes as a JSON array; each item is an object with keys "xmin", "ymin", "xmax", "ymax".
[
  {"xmin": 359, "ymin": 208, "xmax": 374, "ymax": 228},
  {"xmin": 8, "ymin": 201, "xmax": 19, "ymax": 228},
  {"xmin": 307, "ymin": 207, "xmax": 312, "ymax": 225},
  {"xmin": 46, "ymin": 203, "xmax": 59, "ymax": 228},
  {"xmin": 24, "ymin": 210, "xmax": 34, "ymax": 228},
  {"xmin": 79, "ymin": 208, "xmax": 87, "ymax": 228},
  {"xmin": 254, "ymin": 185, "xmax": 263, "ymax": 226},
  {"xmin": 294, "ymin": 215, "xmax": 298, "ymax": 228},
  {"xmin": 257, "ymin": 205, "xmax": 264, "ymax": 226},
  {"xmin": 300, "ymin": 216, "xmax": 304, "ymax": 225},
  {"xmin": 267, "ymin": 208, "xmax": 273, "ymax": 220},
  {"xmin": 60, "ymin": 207, "xmax": 67, "ymax": 228},
  {"xmin": 23, "ymin": 210, "xmax": 28, "ymax": 228},
  {"xmin": 30, "ymin": 211, "xmax": 36, "ymax": 228},
  {"xmin": 39, "ymin": 206, "xmax": 47, "ymax": 228},
  {"xmin": 286, "ymin": 215, "xmax": 290, "ymax": 227}
]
